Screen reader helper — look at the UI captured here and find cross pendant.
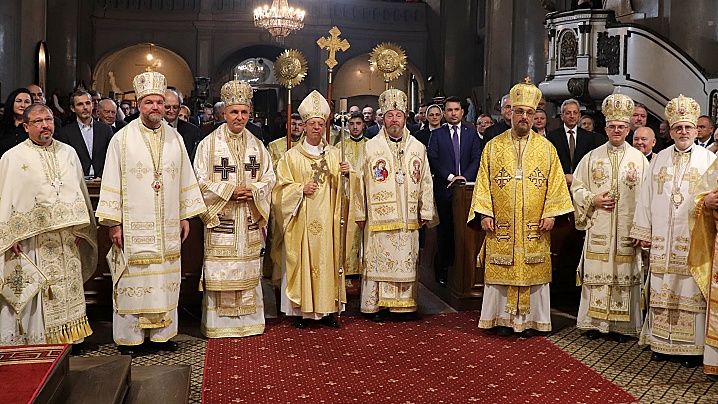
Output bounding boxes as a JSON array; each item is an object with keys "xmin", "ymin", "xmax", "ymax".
[{"xmin": 51, "ymin": 177, "xmax": 63, "ymax": 195}]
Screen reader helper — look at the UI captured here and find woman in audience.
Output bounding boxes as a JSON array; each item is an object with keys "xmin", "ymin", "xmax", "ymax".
[
  {"xmin": 0, "ymin": 88, "xmax": 32, "ymax": 157},
  {"xmin": 179, "ymin": 105, "xmax": 191, "ymax": 122}
]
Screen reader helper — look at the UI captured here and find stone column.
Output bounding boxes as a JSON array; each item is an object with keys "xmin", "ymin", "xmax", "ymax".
[
  {"xmin": 511, "ymin": 0, "xmax": 549, "ymax": 90},
  {"xmin": 483, "ymin": 0, "xmax": 514, "ymax": 113},
  {"xmin": 0, "ymin": 2, "xmax": 21, "ymax": 96},
  {"xmin": 46, "ymin": 0, "xmax": 79, "ymax": 94},
  {"xmin": 440, "ymin": 0, "xmax": 482, "ymax": 98}
]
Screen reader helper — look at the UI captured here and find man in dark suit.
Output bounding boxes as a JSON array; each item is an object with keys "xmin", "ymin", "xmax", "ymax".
[
  {"xmin": 96, "ymin": 98, "xmax": 127, "ymax": 133},
  {"xmin": 547, "ymin": 98, "xmax": 606, "ymax": 186},
  {"xmin": 427, "ymin": 96, "xmax": 483, "ymax": 286},
  {"xmin": 164, "ymin": 90, "xmax": 202, "ymax": 162},
  {"xmin": 55, "ymin": 90, "xmax": 113, "ymax": 179},
  {"xmin": 696, "ymin": 115, "xmax": 715, "ymax": 148},
  {"xmin": 27, "ymin": 84, "xmax": 62, "ymax": 133},
  {"xmin": 482, "ymin": 94, "xmax": 512, "ymax": 143}
]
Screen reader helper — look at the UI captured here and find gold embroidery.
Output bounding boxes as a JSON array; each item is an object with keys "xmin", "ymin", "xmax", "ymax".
[
  {"xmin": 130, "ymin": 222, "xmax": 155, "ymax": 230},
  {"xmin": 308, "ymin": 221, "xmax": 323, "ymax": 235},
  {"xmin": 130, "ymin": 161, "xmax": 151, "ymax": 180}
]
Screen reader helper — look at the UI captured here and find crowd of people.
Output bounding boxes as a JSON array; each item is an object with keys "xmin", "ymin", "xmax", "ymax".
[{"xmin": 2, "ymin": 72, "xmax": 718, "ymax": 382}]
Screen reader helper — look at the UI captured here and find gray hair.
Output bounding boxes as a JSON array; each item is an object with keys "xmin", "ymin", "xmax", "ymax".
[
  {"xmin": 560, "ymin": 98, "xmax": 580, "ymax": 113},
  {"xmin": 213, "ymin": 101, "xmax": 225, "ymax": 116},
  {"xmin": 165, "ymin": 89, "xmax": 184, "ymax": 104},
  {"xmin": 500, "ymin": 94, "xmax": 511, "ymax": 107},
  {"xmin": 22, "ymin": 104, "xmax": 52, "ymax": 123}
]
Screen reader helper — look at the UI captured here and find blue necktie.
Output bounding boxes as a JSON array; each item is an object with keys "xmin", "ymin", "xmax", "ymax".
[{"xmin": 452, "ymin": 126, "xmax": 460, "ymax": 175}]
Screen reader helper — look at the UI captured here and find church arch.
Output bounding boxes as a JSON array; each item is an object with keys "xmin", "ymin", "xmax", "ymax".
[
  {"xmin": 333, "ymin": 53, "xmax": 425, "ymax": 111},
  {"xmin": 92, "ymin": 43, "xmax": 194, "ymax": 99}
]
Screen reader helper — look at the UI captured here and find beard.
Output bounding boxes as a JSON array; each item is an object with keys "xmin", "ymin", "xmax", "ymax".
[
  {"xmin": 513, "ymin": 121, "xmax": 530, "ymax": 137},
  {"xmin": 144, "ymin": 112, "xmax": 162, "ymax": 124},
  {"xmin": 386, "ymin": 125, "xmax": 403, "ymax": 137}
]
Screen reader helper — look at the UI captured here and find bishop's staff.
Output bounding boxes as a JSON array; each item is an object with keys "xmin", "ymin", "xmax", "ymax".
[
  {"xmin": 273, "ymin": 50, "xmax": 308, "ymax": 150},
  {"xmin": 317, "ymin": 26, "xmax": 350, "ymax": 143},
  {"xmin": 334, "ymin": 108, "xmax": 351, "ymax": 321}
]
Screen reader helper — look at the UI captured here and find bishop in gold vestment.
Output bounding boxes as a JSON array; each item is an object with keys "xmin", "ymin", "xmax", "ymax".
[
  {"xmin": 0, "ymin": 104, "xmax": 97, "ymax": 346},
  {"xmin": 572, "ymin": 93, "xmax": 649, "ymax": 339},
  {"xmin": 468, "ymin": 81, "xmax": 573, "ymax": 336},
  {"xmin": 97, "ymin": 72, "xmax": 205, "ymax": 352},
  {"xmin": 355, "ymin": 90, "xmax": 436, "ymax": 320},
  {"xmin": 273, "ymin": 91, "xmax": 353, "ymax": 329},
  {"xmin": 194, "ymin": 81, "xmax": 275, "ymax": 338},
  {"xmin": 635, "ymin": 95, "xmax": 715, "ymax": 368}
]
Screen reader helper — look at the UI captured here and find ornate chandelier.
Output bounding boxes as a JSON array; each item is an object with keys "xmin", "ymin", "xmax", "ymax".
[{"xmin": 254, "ymin": 0, "xmax": 305, "ymax": 44}]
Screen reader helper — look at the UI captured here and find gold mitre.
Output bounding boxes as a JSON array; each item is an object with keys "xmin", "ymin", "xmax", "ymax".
[
  {"xmin": 509, "ymin": 78, "xmax": 542, "ymax": 110},
  {"xmin": 298, "ymin": 90, "xmax": 331, "ymax": 122},
  {"xmin": 602, "ymin": 92, "xmax": 634, "ymax": 123},
  {"xmin": 221, "ymin": 80, "xmax": 253, "ymax": 107},
  {"xmin": 665, "ymin": 94, "xmax": 700, "ymax": 127},
  {"xmin": 379, "ymin": 88, "xmax": 408, "ymax": 113},
  {"xmin": 133, "ymin": 71, "xmax": 167, "ymax": 100}
]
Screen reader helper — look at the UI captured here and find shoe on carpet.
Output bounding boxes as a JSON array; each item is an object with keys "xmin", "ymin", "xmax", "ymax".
[
  {"xmin": 495, "ymin": 326, "xmax": 513, "ymax": 337},
  {"xmin": 151, "ymin": 340, "xmax": 179, "ymax": 352},
  {"xmin": 520, "ymin": 329, "xmax": 537, "ymax": 338},
  {"xmin": 585, "ymin": 330, "xmax": 602, "ymax": 340},
  {"xmin": 393, "ymin": 312, "xmax": 417, "ymax": 322},
  {"xmin": 681, "ymin": 356, "xmax": 702, "ymax": 368},
  {"xmin": 118, "ymin": 345, "xmax": 141, "ymax": 358},
  {"xmin": 612, "ymin": 333, "xmax": 629, "ymax": 343},
  {"xmin": 319, "ymin": 314, "xmax": 340, "ymax": 328},
  {"xmin": 650, "ymin": 352, "xmax": 667, "ymax": 362},
  {"xmin": 707, "ymin": 374, "xmax": 718, "ymax": 382},
  {"xmin": 370, "ymin": 309, "xmax": 389, "ymax": 322},
  {"xmin": 71, "ymin": 343, "xmax": 86, "ymax": 356},
  {"xmin": 294, "ymin": 317, "xmax": 308, "ymax": 329}
]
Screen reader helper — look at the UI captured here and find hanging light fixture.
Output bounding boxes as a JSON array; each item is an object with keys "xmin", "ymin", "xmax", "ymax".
[{"xmin": 254, "ymin": 0, "xmax": 305, "ymax": 44}]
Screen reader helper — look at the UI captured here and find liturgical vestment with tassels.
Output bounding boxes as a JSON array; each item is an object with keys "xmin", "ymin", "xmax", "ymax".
[
  {"xmin": 571, "ymin": 143, "xmax": 649, "ymax": 335},
  {"xmin": 0, "ymin": 139, "xmax": 98, "ymax": 345},
  {"xmin": 96, "ymin": 120, "xmax": 205, "ymax": 344},
  {"xmin": 354, "ymin": 129, "xmax": 436, "ymax": 313},
  {"xmin": 631, "ymin": 146, "xmax": 715, "ymax": 356},
  {"xmin": 273, "ymin": 140, "xmax": 355, "ymax": 318},
  {"xmin": 194, "ymin": 124, "xmax": 275, "ymax": 338},
  {"xmin": 469, "ymin": 130, "xmax": 573, "ymax": 329}
]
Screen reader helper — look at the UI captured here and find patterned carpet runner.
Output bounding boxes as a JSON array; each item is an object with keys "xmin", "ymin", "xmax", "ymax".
[
  {"xmin": 202, "ymin": 312, "xmax": 636, "ymax": 403},
  {"xmin": 0, "ymin": 344, "xmax": 68, "ymax": 403}
]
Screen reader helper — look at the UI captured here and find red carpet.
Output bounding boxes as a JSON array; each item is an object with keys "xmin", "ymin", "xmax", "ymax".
[
  {"xmin": 202, "ymin": 312, "xmax": 636, "ymax": 403},
  {"xmin": 0, "ymin": 344, "xmax": 68, "ymax": 403}
]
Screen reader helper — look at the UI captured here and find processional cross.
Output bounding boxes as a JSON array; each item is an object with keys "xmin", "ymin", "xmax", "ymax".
[{"xmin": 317, "ymin": 27, "xmax": 350, "ymax": 70}]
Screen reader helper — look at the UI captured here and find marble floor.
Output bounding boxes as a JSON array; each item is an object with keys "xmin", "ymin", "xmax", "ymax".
[{"xmin": 79, "ymin": 279, "xmax": 718, "ymax": 403}]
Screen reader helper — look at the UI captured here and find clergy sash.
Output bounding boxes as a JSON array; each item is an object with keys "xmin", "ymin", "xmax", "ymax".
[
  {"xmin": 571, "ymin": 144, "xmax": 649, "ymax": 285},
  {"xmin": 468, "ymin": 130, "xmax": 573, "ymax": 286},
  {"xmin": 194, "ymin": 125, "xmax": 275, "ymax": 292},
  {"xmin": 631, "ymin": 146, "xmax": 715, "ymax": 276},
  {"xmin": 96, "ymin": 120, "xmax": 206, "ymax": 265},
  {"xmin": 354, "ymin": 129, "xmax": 436, "ymax": 233}
]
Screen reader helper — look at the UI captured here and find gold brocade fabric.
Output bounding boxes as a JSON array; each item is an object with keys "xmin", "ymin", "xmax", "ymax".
[
  {"xmin": 688, "ymin": 157, "xmax": 718, "ymax": 348},
  {"xmin": 272, "ymin": 140, "xmax": 356, "ymax": 314},
  {"xmin": 468, "ymin": 130, "xmax": 573, "ymax": 287}
]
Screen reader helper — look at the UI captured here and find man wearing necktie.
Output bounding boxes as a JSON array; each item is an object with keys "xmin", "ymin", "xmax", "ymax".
[{"xmin": 427, "ymin": 96, "xmax": 483, "ymax": 286}]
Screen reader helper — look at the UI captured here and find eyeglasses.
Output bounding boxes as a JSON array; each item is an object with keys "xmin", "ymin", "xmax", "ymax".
[
  {"xmin": 164, "ymin": 105, "xmax": 180, "ymax": 110},
  {"xmin": 28, "ymin": 117, "xmax": 54, "ymax": 127},
  {"xmin": 671, "ymin": 125, "xmax": 695, "ymax": 133},
  {"xmin": 606, "ymin": 125, "xmax": 628, "ymax": 132},
  {"xmin": 512, "ymin": 109, "xmax": 535, "ymax": 117}
]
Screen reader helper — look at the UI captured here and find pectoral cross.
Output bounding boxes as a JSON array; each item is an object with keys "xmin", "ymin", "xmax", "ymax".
[
  {"xmin": 493, "ymin": 167, "xmax": 512, "ymax": 189},
  {"xmin": 311, "ymin": 158, "xmax": 330, "ymax": 184},
  {"xmin": 654, "ymin": 166, "xmax": 673, "ymax": 195},
  {"xmin": 317, "ymin": 26, "xmax": 351, "ymax": 69},
  {"xmin": 51, "ymin": 177, "xmax": 63, "ymax": 195},
  {"xmin": 214, "ymin": 157, "xmax": 236, "ymax": 181},
  {"xmin": 244, "ymin": 155, "xmax": 260, "ymax": 179}
]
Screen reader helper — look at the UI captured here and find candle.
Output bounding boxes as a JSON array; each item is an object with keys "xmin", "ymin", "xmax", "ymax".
[{"xmin": 340, "ymin": 98, "xmax": 348, "ymax": 113}]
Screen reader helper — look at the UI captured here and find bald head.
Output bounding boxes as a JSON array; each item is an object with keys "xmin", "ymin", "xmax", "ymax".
[
  {"xmin": 97, "ymin": 99, "xmax": 118, "ymax": 125},
  {"xmin": 27, "ymin": 84, "xmax": 45, "ymax": 105},
  {"xmin": 633, "ymin": 126, "xmax": 656, "ymax": 156},
  {"xmin": 164, "ymin": 90, "xmax": 181, "ymax": 122}
]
